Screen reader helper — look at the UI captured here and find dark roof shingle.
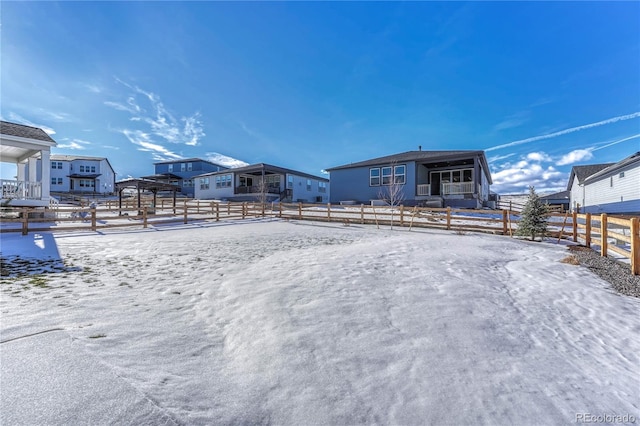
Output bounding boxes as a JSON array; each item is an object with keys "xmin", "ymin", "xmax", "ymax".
[{"xmin": 0, "ymin": 120, "xmax": 56, "ymax": 143}]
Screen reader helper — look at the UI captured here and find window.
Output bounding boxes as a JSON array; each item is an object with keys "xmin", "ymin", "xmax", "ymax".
[
  {"xmin": 306, "ymin": 179, "xmax": 312, "ymax": 191},
  {"xmin": 394, "ymin": 165, "xmax": 406, "ymax": 184},
  {"xmin": 266, "ymin": 175, "xmax": 280, "ymax": 189},
  {"xmin": 80, "ymin": 165, "xmax": 85, "ymax": 173},
  {"xmin": 200, "ymin": 177, "xmax": 210, "ymax": 190},
  {"xmin": 168, "ymin": 164, "xmax": 173, "ymax": 172},
  {"xmin": 215, "ymin": 174, "xmax": 232, "ymax": 188},
  {"xmin": 90, "ymin": 166, "xmax": 96, "ymax": 173},
  {"xmin": 51, "ymin": 161, "xmax": 63, "ymax": 169},
  {"xmin": 58, "ymin": 178, "xmax": 63, "ymax": 185},
  {"xmin": 620, "ymin": 172, "xmax": 625, "ymax": 178},
  {"xmin": 370, "ymin": 168, "xmax": 380, "ymax": 186},
  {"xmin": 610, "ymin": 176, "xmax": 613, "ymax": 187},
  {"xmin": 183, "ymin": 179, "xmax": 193, "ymax": 187},
  {"xmin": 381, "ymin": 167, "xmax": 392, "ymax": 185},
  {"xmin": 318, "ymin": 182, "xmax": 327, "ymax": 193},
  {"xmin": 79, "ymin": 179, "xmax": 95, "ymax": 188},
  {"xmin": 51, "ymin": 177, "xmax": 57, "ymax": 185},
  {"xmin": 181, "ymin": 163, "xmax": 186, "ymax": 172},
  {"xmin": 187, "ymin": 163, "xmax": 193, "ymax": 171},
  {"xmin": 287, "ymin": 175, "xmax": 294, "ymax": 189}
]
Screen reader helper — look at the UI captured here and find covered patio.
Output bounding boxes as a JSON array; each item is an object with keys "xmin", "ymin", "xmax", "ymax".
[{"xmin": 115, "ymin": 178, "xmax": 180, "ymax": 215}]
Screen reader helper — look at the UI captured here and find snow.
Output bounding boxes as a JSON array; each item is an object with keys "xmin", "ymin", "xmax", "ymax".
[{"xmin": 1, "ymin": 219, "xmax": 639, "ymax": 425}]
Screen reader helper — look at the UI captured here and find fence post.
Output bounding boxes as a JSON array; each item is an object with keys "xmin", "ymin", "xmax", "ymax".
[
  {"xmin": 400, "ymin": 205, "xmax": 404, "ymax": 227},
  {"xmin": 216, "ymin": 202, "xmax": 220, "ymax": 222},
  {"xmin": 502, "ymin": 209, "xmax": 508, "ymax": 235},
  {"xmin": 279, "ymin": 202, "xmax": 283, "ymax": 218},
  {"xmin": 601, "ymin": 214, "xmax": 608, "ymax": 257},
  {"xmin": 361, "ymin": 204, "xmax": 364, "ymax": 224},
  {"xmin": 22, "ymin": 208, "xmax": 28, "ymax": 235},
  {"xmin": 242, "ymin": 202, "xmax": 246, "ymax": 219},
  {"xmin": 631, "ymin": 217, "xmax": 639, "ymax": 275},
  {"xmin": 183, "ymin": 203, "xmax": 188, "ymax": 224},
  {"xmin": 298, "ymin": 202, "xmax": 302, "ymax": 220},
  {"xmin": 572, "ymin": 211, "xmax": 578, "ymax": 242},
  {"xmin": 227, "ymin": 203, "xmax": 231, "ymax": 216},
  {"xmin": 446, "ymin": 207, "xmax": 451, "ymax": 230},
  {"xmin": 327, "ymin": 203, "xmax": 331, "ymax": 222},
  {"xmin": 91, "ymin": 207, "xmax": 97, "ymax": 231},
  {"xmin": 585, "ymin": 213, "xmax": 591, "ymax": 248},
  {"xmin": 143, "ymin": 207, "xmax": 148, "ymax": 229}
]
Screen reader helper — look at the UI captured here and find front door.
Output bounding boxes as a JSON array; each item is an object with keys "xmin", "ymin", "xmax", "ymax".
[{"xmin": 430, "ymin": 172, "xmax": 440, "ymax": 196}]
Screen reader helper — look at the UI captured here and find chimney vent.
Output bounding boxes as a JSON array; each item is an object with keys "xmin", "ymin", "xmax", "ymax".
[{"xmin": 418, "ymin": 145, "xmax": 422, "ymax": 151}]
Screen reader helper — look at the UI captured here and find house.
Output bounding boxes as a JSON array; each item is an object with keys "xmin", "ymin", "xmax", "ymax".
[
  {"xmin": 194, "ymin": 163, "xmax": 330, "ymax": 203},
  {"xmin": 143, "ymin": 158, "xmax": 229, "ymax": 197},
  {"xmin": 326, "ymin": 150, "xmax": 493, "ymax": 208},
  {"xmin": 539, "ymin": 190, "xmax": 570, "ymax": 212},
  {"xmin": 0, "ymin": 120, "xmax": 57, "ymax": 207},
  {"xmin": 46, "ymin": 155, "xmax": 117, "ymax": 195},
  {"xmin": 567, "ymin": 152, "xmax": 640, "ymax": 214}
]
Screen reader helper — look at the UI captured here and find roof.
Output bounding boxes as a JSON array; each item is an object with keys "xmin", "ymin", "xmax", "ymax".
[
  {"xmin": 326, "ymin": 150, "xmax": 492, "ymax": 184},
  {"xmin": 115, "ymin": 178, "xmax": 180, "ymax": 192},
  {"xmin": 540, "ymin": 190, "xmax": 570, "ymax": 201},
  {"xmin": 51, "ymin": 155, "xmax": 107, "ymax": 162},
  {"xmin": 140, "ymin": 173, "xmax": 183, "ymax": 180},
  {"xmin": 195, "ymin": 163, "xmax": 329, "ymax": 182},
  {"xmin": 68, "ymin": 174, "xmax": 102, "ymax": 179},
  {"xmin": 584, "ymin": 151, "xmax": 640, "ymax": 184},
  {"xmin": 567, "ymin": 163, "xmax": 615, "ymax": 191},
  {"xmin": 153, "ymin": 157, "xmax": 228, "ymax": 169},
  {"xmin": 0, "ymin": 120, "xmax": 56, "ymax": 143}
]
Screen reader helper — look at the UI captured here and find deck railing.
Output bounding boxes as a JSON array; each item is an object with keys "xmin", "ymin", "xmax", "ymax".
[
  {"xmin": 1, "ymin": 179, "xmax": 42, "ymax": 200},
  {"xmin": 417, "ymin": 184, "xmax": 431, "ymax": 196},
  {"xmin": 442, "ymin": 182, "xmax": 474, "ymax": 195}
]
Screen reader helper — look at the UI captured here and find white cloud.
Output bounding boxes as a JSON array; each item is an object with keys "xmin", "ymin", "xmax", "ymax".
[
  {"xmin": 106, "ymin": 79, "xmax": 205, "ymax": 147},
  {"xmin": 121, "ymin": 129, "xmax": 182, "ymax": 161},
  {"xmin": 486, "ymin": 112, "xmax": 640, "ymax": 152},
  {"xmin": 205, "ymin": 152, "xmax": 249, "ymax": 168},
  {"xmin": 526, "ymin": 152, "xmax": 552, "ymax": 162},
  {"xmin": 56, "ymin": 138, "xmax": 92, "ymax": 150},
  {"xmin": 493, "ymin": 112, "xmax": 529, "ymax": 132},
  {"xmin": 556, "ymin": 149, "xmax": 594, "ymax": 166},
  {"xmin": 491, "ymin": 158, "xmax": 566, "ymax": 194},
  {"xmin": 5, "ymin": 112, "xmax": 56, "ymax": 135}
]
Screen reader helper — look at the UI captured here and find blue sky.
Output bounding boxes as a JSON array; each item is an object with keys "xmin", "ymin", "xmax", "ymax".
[{"xmin": 2, "ymin": 1, "xmax": 639, "ymax": 194}]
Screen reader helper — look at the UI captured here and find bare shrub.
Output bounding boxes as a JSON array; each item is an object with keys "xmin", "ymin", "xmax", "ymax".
[{"xmin": 560, "ymin": 255, "xmax": 580, "ymax": 265}]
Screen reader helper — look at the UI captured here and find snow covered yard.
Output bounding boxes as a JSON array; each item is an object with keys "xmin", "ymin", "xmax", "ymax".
[{"xmin": 1, "ymin": 219, "xmax": 639, "ymax": 425}]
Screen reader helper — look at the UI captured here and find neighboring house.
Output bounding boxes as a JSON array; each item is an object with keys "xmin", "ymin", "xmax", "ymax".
[
  {"xmin": 44, "ymin": 155, "xmax": 116, "ymax": 195},
  {"xmin": 194, "ymin": 163, "xmax": 330, "ymax": 203},
  {"xmin": 539, "ymin": 190, "xmax": 570, "ymax": 212},
  {"xmin": 143, "ymin": 158, "xmax": 228, "ymax": 197},
  {"xmin": 326, "ymin": 150, "xmax": 493, "ymax": 208},
  {"xmin": 0, "ymin": 120, "xmax": 57, "ymax": 207},
  {"xmin": 567, "ymin": 152, "xmax": 640, "ymax": 214}
]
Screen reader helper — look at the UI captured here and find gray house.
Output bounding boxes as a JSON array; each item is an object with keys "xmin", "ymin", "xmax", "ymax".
[{"xmin": 326, "ymin": 150, "xmax": 493, "ymax": 208}]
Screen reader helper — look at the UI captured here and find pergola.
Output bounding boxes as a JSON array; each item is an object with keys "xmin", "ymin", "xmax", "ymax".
[{"xmin": 114, "ymin": 178, "xmax": 179, "ymax": 214}]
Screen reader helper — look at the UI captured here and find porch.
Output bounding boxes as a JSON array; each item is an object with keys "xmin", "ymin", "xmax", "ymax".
[{"xmin": 0, "ymin": 121, "xmax": 57, "ymax": 207}]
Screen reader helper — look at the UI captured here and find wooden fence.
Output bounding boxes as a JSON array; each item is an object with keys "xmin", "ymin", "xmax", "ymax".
[{"xmin": 2, "ymin": 201, "xmax": 638, "ymax": 275}]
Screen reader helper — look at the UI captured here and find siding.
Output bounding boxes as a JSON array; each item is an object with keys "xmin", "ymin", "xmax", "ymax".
[
  {"xmin": 569, "ymin": 176, "xmax": 584, "ymax": 211},
  {"xmin": 329, "ymin": 162, "xmax": 416, "ymax": 204},
  {"xmin": 288, "ymin": 173, "xmax": 329, "ymax": 203},
  {"xmin": 584, "ymin": 164, "xmax": 639, "ymax": 208}
]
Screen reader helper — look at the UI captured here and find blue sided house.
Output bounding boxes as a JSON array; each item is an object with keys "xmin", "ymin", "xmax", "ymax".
[
  {"xmin": 143, "ymin": 158, "xmax": 229, "ymax": 197},
  {"xmin": 326, "ymin": 150, "xmax": 493, "ymax": 208}
]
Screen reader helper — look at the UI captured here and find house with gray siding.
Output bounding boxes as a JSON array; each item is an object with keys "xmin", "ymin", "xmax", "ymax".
[
  {"xmin": 47, "ymin": 155, "xmax": 116, "ymax": 195},
  {"xmin": 194, "ymin": 163, "xmax": 329, "ymax": 203},
  {"xmin": 567, "ymin": 152, "xmax": 640, "ymax": 214},
  {"xmin": 143, "ymin": 158, "xmax": 229, "ymax": 197},
  {"xmin": 326, "ymin": 150, "xmax": 493, "ymax": 208}
]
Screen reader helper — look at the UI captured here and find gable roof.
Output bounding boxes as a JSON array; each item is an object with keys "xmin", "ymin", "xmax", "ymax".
[
  {"xmin": 583, "ymin": 151, "xmax": 640, "ymax": 184},
  {"xmin": 196, "ymin": 163, "xmax": 329, "ymax": 182},
  {"xmin": 567, "ymin": 163, "xmax": 615, "ymax": 191},
  {"xmin": 326, "ymin": 150, "xmax": 492, "ymax": 184},
  {"xmin": 0, "ymin": 120, "xmax": 56, "ymax": 143},
  {"xmin": 540, "ymin": 190, "xmax": 570, "ymax": 201}
]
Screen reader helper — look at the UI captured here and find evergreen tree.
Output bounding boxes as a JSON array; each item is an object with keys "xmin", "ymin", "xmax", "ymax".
[{"xmin": 516, "ymin": 186, "xmax": 549, "ymax": 241}]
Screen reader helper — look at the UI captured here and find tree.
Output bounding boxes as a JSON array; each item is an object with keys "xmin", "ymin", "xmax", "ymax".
[
  {"xmin": 378, "ymin": 162, "xmax": 405, "ymax": 229},
  {"xmin": 516, "ymin": 186, "xmax": 549, "ymax": 241}
]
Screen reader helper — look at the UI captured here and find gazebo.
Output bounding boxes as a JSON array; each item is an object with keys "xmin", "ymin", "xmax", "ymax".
[{"xmin": 114, "ymin": 178, "xmax": 179, "ymax": 214}]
